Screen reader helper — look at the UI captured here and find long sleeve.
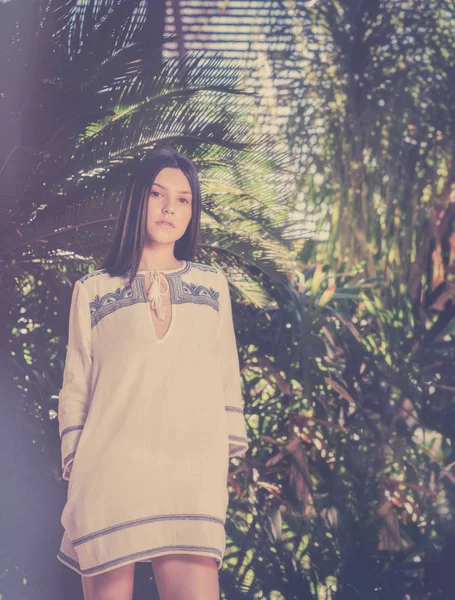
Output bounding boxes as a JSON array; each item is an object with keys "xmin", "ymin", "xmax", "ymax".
[
  {"xmin": 217, "ymin": 268, "xmax": 249, "ymax": 459},
  {"xmin": 58, "ymin": 279, "xmax": 93, "ymax": 481}
]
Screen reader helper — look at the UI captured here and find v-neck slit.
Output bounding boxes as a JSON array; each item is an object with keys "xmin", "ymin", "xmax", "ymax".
[
  {"xmin": 146, "ymin": 288, "xmax": 175, "ymax": 343},
  {"xmin": 132, "ymin": 261, "xmax": 189, "ymax": 344},
  {"xmin": 139, "ymin": 268, "xmax": 182, "ymax": 344}
]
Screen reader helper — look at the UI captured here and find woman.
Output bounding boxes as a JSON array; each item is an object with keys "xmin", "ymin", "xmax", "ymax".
[{"xmin": 56, "ymin": 147, "xmax": 249, "ymax": 600}]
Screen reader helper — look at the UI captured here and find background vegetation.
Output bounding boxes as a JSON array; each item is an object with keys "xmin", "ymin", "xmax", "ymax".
[{"xmin": 0, "ymin": 1, "xmax": 454, "ymax": 599}]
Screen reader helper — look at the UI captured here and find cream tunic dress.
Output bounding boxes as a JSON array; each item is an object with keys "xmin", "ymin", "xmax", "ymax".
[{"xmin": 56, "ymin": 260, "xmax": 249, "ymax": 576}]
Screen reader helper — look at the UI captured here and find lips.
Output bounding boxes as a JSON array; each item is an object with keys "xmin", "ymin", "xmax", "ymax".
[{"xmin": 155, "ymin": 221, "xmax": 175, "ymax": 228}]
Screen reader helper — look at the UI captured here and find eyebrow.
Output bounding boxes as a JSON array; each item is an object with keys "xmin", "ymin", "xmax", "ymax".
[{"xmin": 152, "ymin": 182, "xmax": 192, "ymax": 195}]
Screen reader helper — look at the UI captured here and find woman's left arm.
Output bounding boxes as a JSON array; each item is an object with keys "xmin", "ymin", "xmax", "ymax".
[{"xmin": 217, "ymin": 268, "xmax": 249, "ymax": 459}]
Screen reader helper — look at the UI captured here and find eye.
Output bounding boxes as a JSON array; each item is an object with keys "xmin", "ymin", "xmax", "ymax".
[{"xmin": 150, "ymin": 190, "xmax": 189, "ymax": 204}]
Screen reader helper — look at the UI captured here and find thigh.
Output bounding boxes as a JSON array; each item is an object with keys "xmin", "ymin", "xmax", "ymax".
[
  {"xmin": 151, "ymin": 554, "xmax": 219, "ymax": 600},
  {"xmin": 81, "ymin": 562, "xmax": 136, "ymax": 600}
]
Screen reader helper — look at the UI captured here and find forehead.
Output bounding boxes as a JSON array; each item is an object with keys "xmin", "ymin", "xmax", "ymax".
[{"xmin": 152, "ymin": 167, "xmax": 191, "ymax": 193}]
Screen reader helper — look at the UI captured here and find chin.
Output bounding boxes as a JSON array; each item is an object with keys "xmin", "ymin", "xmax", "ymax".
[{"xmin": 149, "ymin": 231, "xmax": 181, "ymax": 243}]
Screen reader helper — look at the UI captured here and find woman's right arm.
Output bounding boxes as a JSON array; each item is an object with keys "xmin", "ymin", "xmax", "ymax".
[{"xmin": 58, "ymin": 279, "xmax": 93, "ymax": 481}]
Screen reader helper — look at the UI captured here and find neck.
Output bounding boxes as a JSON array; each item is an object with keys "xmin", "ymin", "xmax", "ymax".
[{"xmin": 137, "ymin": 259, "xmax": 183, "ymax": 271}]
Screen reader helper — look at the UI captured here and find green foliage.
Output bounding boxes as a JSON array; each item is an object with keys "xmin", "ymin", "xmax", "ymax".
[{"xmin": 1, "ymin": 1, "xmax": 455, "ymax": 599}]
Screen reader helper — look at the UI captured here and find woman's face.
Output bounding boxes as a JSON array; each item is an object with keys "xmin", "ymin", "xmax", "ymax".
[{"xmin": 146, "ymin": 167, "xmax": 193, "ymax": 244}]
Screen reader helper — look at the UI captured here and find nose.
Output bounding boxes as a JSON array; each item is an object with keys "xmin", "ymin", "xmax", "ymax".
[{"xmin": 163, "ymin": 198, "xmax": 177, "ymax": 214}]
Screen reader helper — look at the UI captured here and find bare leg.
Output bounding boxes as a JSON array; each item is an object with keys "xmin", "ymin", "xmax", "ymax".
[
  {"xmin": 81, "ymin": 562, "xmax": 136, "ymax": 600},
  {"xmin": 151, "ymin": 554, "xmax": 219, "ymax": 600}
]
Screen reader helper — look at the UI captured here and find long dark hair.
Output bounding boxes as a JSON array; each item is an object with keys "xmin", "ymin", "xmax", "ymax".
[{"xmin": 100, "ymin": 146, "xmax": 202, "ymax": 285}]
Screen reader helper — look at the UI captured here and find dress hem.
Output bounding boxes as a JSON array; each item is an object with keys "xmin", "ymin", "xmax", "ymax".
[{"xmin": 57, "ymin": 546, "xmax": 223, "ymax": 577}]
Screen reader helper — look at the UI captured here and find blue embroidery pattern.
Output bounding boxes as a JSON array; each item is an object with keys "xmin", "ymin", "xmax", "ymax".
[
  {"xmin": 179, "ymin": 281, "xmax": 219, "ymax": 311},
  {"xmin": 89, "ymin": 280, "xmax": 140, "ymax": 328}
]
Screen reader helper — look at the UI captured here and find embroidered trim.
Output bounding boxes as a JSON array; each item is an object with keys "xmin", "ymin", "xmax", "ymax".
[
  {"xmin": 60, "ymin": 424, "xmax": 84, "ymax": 440},
  {"xmin": 179, "ymin": 281, "xmax": 219, "ymax": 311},
  {"xmin": 79, "ymin": 270, "xmax": 105, "ymax": 284},
  {"xmin": 89, "ymin": 281, "xmax": 140, "ymax": 328},
  {"xmin": 229, "ymin": 444, "xmax": 248, "ymax": 456},
  {"xmin": 71, "ymin": 513, "xmax": 225, "ymax": 546},
  {"xmin": 228, "ymin": 434, "xmax": 248, "ymax": 444},
  {"xmin": 191, "ymin": 262, "xmax": 217, "ymax": 273},
  {"xmin": 88, "ymin": 267, "xmax": 220, "ymax": 329},
  {"xmin": 225, "ymin": 405, "xmax": 243, "ymax": 413},
  {"xmin": 63, "ymin": 451, "xmax": 76, "ymax": 467}
]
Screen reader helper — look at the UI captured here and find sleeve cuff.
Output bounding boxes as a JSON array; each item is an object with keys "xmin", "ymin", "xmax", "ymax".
[
  {"xmin": 228, "ymin": 435, "xmax": 249, "ymax": 458},
  {"xmin": 226, "ymin": 405, "xmax": 249, "ymax": 458},
  {"xmin": 60, "ymin": 425, "xmax": 84, "ymax": 480}
]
